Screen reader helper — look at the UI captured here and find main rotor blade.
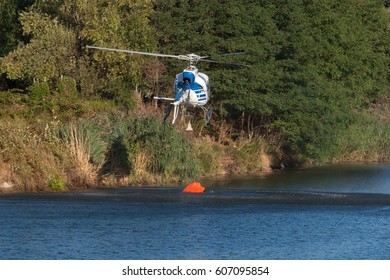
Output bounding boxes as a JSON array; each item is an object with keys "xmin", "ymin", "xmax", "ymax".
[
  {"xmin": 199, "ymin": 58, "xmax": 250, "ymax": 67},
  {"xmin": 200, "ymin": 52, "xmax": 245, "ymax": 59},
  {"xmin": 86, "ymin": 46, "xmax": 249, "ymax": 66},
  {"xmin": 86, "ymin": 45, "xmax": 180, "ymax": 59}
]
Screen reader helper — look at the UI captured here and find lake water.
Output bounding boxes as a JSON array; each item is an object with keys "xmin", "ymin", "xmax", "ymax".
[{"xmin": 0, "ymin": 164, "xmax": 389, "ymax": 260}]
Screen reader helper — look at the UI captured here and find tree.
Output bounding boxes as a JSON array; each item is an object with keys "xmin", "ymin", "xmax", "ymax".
[
  {"xmin": 0, "ymin": 0, "xmax": 35, "ymax": 56},
  {"xmin": 0, "ymin": 0, "xmax": 35, "ymax": 89},
  {"xmin": 151, "ymin": 0, "xmax": 390, "ymax": 162},
  {"xmin": 0, "ymin": 0, "xmax": 157, "ymax": 104},
  {"xmin": 262, "ymin": 0, "xmax": 390, "ymax": 160},
  {"xmin": 1, "ymin": 10, "xmax": 77, "ymax": 83}
]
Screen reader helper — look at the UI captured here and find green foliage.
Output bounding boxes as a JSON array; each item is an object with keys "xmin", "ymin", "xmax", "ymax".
[
  {"xmin": 106, "ymin": 77, "xmax": 136, "ymax": 109},
  {"xmin": 152, "ymin": 0, "xmax": 390, "ymax": 163},
  {"xmin": 58, "ymin": 119, "xmax": 107, "ymax": 166},
  {"xmin": 28, "ymin": 81, "xmax": 50, "ymax": 101},
  {"xmin": 1, "ymin": 10, "xmax": 77, "ymax": 83},
  {"xmin": 0, "ymin": 0, "xmax": 389, "ymax": 179},
  {"xmin": 126, "ymin": 117, "xmax": 200, "ymax": 181},
  {"xmin": 195, "ymin": 139, "xmax": 224, "ymax": 175},
  {"xmin": 0, "ymin": 0, "xmax": 157, "ymax": 101},
  {"xmin": 233, "ymin": 136, "xmax": 268, "ymax": 173},
  {"xmin": 48, "ymin": 175, "xmax": 67, "ymax": 192},
  {"xmin": 60, "ymin": 115, "xmax": 202, "ymax": 183},
  {"xmin": 57, "ymin": 76, "xmax": 77, "ymax": 97},
  {"xmin": 0, "ymin": 0, "xmax": 19, "ymax": 57},
  {"xmin": 0, "ymin": 0, "xmax": 35, "ymax": 57},
  {"xmin": 337, "ymin": 101, "xmax": 390, "ymax": 162},
  {"xmin": 273, "ymin": 0, "xmax": 389, "ymax": 161},
  {"xmin": 71, "ymin": 0, "xmax": 157, "ymax": 97}
]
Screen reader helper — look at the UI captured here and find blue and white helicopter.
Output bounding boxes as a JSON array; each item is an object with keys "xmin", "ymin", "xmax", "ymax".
[{"xmin": 86, "ymin": 46, "xmax": 246, "ymax": 128}]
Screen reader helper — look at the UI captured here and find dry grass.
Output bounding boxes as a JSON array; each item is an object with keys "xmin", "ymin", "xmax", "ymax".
[
  {"xmin": 132, "ymin": 151, "xmax": 153, "ymax": 184},
  {"xmin": 0, "ymin": 111, "xmax": 281, "ymax": 192},
  {"xmin": 0, "ymin": 119, "xmax": 69, "ymax": 191},
  {"xmin": 0, "ymin": 156, "xmax": 14, "ymax": 192},
  {"xmin": 67, "ymin": 122, "xmax": 97, "ymax": 187}
]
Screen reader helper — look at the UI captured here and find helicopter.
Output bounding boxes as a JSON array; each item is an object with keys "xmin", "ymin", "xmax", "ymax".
[{"xmin": 86, "ymin": 46, "xmax": 247, "ymax": 128}]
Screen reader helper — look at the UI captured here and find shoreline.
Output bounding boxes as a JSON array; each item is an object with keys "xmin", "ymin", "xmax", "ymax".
[
  {"xmin": 1, "ymin": 161, "xmax": 389, "ymax": 195},
  {"xmin": 1, "ymin": 107, "xmax": 388, "ymax": 194}
]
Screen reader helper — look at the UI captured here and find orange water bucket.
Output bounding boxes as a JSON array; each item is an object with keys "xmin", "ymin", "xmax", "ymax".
[{"xmin": 182, "ymin": 182, "xmax": 205, "ymax": 193}]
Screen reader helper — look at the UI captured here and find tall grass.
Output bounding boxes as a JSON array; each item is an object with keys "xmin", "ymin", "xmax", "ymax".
[
  {"xmin": 232, "ymin": 135, "xmax": 272, "ymax": 173},
  {"xmin": 0, "ymin": 111, "xmax": 273, "ymax": 191},
  {"xmin": 126, "ymin": 117, "xmax": 200, "ymax": 182},
  {"xmin": 84, "ymin": 115, "xmax": 201, "ymax": 185},
  {"xmin": 337, "ymin": 113, "xmax": 390, "ymax": 162},
  {"xmin": 57, "ymin": 119, "xmax": 107, "ymax": 186}
]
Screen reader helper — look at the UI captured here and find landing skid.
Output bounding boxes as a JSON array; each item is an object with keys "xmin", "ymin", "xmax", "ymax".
[
  {"xmin": 163, "ymin": 103, "xmax": 182, "ymax": 124},
  {"xmin": 163, "ymin": 103, "xmax": 212, "ymax": 126}
]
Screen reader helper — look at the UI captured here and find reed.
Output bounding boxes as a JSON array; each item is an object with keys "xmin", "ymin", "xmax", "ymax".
[
  {"xmin": 337, "ymin": 113, "xmax": 390, "ymax": 162},
  {"xmin": 57, "ymin": 119, "xmax": 107, "ymax": 186},
  {"xmin": 126, "ymin": 117, "xmax": 200, "ymax": 182},
  {"xmin": 194, "ymin": 135, "xmax": 226, "ymax": 175}
]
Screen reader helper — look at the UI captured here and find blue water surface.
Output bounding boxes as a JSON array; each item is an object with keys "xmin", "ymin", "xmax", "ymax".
[{"xmin": 0, "ymin": 164, "xmax": 389, "ymax": 260}]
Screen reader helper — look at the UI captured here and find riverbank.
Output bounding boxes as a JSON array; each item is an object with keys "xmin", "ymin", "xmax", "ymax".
[
  {"xmin": 1, "ymin": 95, "xmax": 389, "ymax": 194},
  {"xmin": 0, "ymin": 116, "xmax": 388, "ymax": 194},
  {"xmin": 0, "ymin": 113, "xmax": 275, "ymax": 193}
]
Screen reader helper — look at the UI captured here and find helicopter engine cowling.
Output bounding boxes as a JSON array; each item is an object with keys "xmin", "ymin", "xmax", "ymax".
[{"xmin": 181, "ymin": 89, "xmax": 205, "ymax": 106}]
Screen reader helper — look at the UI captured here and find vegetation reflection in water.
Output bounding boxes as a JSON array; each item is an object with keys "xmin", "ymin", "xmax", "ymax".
[{"xmin": 203, "ymin": 164, "xmax": 390, "ymax": 195}]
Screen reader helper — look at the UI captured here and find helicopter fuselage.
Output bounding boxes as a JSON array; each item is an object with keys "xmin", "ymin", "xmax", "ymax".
[
  {"xmin": 86, "ymin": 45, "xmax": 245, "ymax": 126},
  {"xmin": 154, "ymin": 65, "xmax": 212, "ymax": 125},
  {"xmin": 174, "ymin": 66, "xmax": 210, "ymax": 107}
]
